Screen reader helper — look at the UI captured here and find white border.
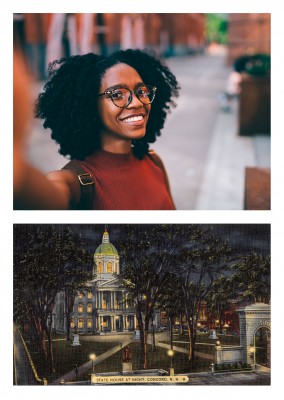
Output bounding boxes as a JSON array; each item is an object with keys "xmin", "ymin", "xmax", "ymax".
[{"xmin": 2, "ymin": 1, "xmax": 284, "ymax": 399}]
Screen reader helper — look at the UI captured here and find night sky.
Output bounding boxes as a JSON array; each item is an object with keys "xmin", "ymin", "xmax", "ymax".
[{"xmin": 14, "ymin": 223, "xmax": 270, "ymax": 256}]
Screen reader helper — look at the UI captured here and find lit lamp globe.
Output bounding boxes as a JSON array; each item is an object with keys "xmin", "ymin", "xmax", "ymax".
[{"xmin": 167, "ymin": 349, "xmax": 174, "ymax": 358}]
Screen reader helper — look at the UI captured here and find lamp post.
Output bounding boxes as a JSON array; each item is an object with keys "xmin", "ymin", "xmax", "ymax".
[
  {"xmin": 167, "ymin": 349, "xmax": 174, "ymax": 376},
  {"xmin": 215, "ymin": 340, "xmax": 221, "ymax": 365},
  {"xmin": 89, "ymin": 353, "xmax": 96, "ymax": 373}
]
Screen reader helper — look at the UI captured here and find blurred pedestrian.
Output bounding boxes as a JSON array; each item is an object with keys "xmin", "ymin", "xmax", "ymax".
[{"xmin": 32, "ymin": 49, "xmax": 179, "ymax": 210}]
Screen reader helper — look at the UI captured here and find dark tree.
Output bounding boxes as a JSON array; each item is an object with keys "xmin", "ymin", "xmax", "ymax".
[
  {"xmin": 175, "ymin": 226, "xmax": 231, "ymax": 363},
  {"xmin": 231, "ymin": 252, "xmax": 270, "ymax": 304},
  {"xmin": 13, "ymin": 225, "xmax": 93, "ymax": 373},
  {"xmin": 117, "ymin": 224, "xmax": 184, "ymax": 369},
  {"xmin": 205, "ymin": 275, "xmax": 235, "ymax": 331}
]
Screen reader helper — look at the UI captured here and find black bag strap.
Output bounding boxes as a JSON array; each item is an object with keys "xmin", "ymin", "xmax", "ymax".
[{"xmin": 62, "ymin": 160, "xmax": 94, "ymax": 210}]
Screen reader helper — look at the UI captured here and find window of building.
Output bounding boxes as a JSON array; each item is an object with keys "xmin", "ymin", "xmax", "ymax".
[
  {"xmin": 78, "ymin": 318, "xmax": 84, "ymax": 328},
  {"xmin": 87, "ymin": 318, "xmax": 93, "ymax": 328},
  {"xmin": 78, "ymin": 292, "xmax": 83, "ymax": 299},
  {"xmin": 87, "ymin": 303, "xmax": 92, "ymax": 313},
  {"xmin": 107, "ymin": 262, "xmax": 113, "ymax": 273},
  {"xmin": 70, "ymin": 318, "xmax": 74, "ymax": 328},
  {"xmin": 87, "ymin": 292, "xmax": 93, "ymax": 299},
  {"xmin": 78, "ymin": 303, "xmax": 84, "ymax": 313},
  {"xmin": 98, "ymin": 262, "xmax": 103, "ymax": 273}
]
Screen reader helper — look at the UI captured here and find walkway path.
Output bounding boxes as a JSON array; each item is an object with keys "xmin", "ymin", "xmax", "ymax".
[
  {"xmin": 152, "ymin": 339, "xmax": 214, "ymax": 361},
  {"xmin": 13, "ymin": 325, "xmax": 38, "ymax": 385}
]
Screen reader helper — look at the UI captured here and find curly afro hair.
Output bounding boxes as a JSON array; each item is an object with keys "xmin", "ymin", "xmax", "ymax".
[{"xmin": 35, "ymin": 49, "xmax": 180, "ymax": 160}]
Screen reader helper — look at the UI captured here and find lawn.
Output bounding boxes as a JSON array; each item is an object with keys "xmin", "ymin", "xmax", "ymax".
[
  {"xmin": 79, "ymin": 341, "xmax": 209, "ymax": 381},
  {"xmin": 25, "ymin": 334, "xmax": 117, "ymax": 382},
  {"xmin": 24, "ymin": 332, "xmax": 241, "ymax": 383}
]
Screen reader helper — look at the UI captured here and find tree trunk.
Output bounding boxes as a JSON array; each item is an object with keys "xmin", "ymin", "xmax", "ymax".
[
  {"xmin": 65, "ymin": 292, "xmax": 74, "ymax": 340},
  {"xmin": 47, "ymin": 323, "xmax": 55, "ymax": 374},
  {"xmin": 137, "ymin": 311, "xmax": 145, "ymax": 370},
  {"xmin": 169, "ymin": 317, "xmax": 174, "ymax": 350},
  {"xmin": 151, "ymin": 317, "xmax": 156, "ymax": 349},
  {"xmin": 179, "ymin": 314, "xmax": 183, "ymax": 335},
  {"xmin": 187, "ymin": 322, "xmax": 193, "ymax": 362},
  {"xmin": 143, "ymin": 313, "xmax": 151, "ymax": 370}
]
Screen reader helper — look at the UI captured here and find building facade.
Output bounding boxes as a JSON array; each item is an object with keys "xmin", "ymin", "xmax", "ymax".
[
  {"xmin": 53, "ymin": 230, "xmax": 141, "ymax": 334},
  {"xmin": 227, "ymin": 13, "xmax": 271, "ymax": 65}
]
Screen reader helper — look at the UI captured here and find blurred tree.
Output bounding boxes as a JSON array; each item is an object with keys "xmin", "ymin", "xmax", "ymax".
[{"xmin": 206, "ymin": 14, "xmax": 228, "ymax": 44}]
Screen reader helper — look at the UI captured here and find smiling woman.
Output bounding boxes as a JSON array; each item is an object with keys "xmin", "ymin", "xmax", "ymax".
[{"xmin": 14, "ymin": 49, "xmax": 179, "ymax": 210}]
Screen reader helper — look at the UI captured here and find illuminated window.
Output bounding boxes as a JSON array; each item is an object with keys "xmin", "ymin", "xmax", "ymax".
[
  {"xmin": 107, "ymin": 262, "xmax": 112, "ymax": 273},
  {"xmin": 78, "ymin": 318, "xmax": 84, "ymax": 328},
  {"xmin": 70, "ymin": 318, "xmax": 74, "ymax": 328},
  {"xmin": 87, "ymin": 318, "xmax": 93, "ymax": 328},
  {"xmin": 98, "ymin": 262, "xmax": 103, "ymax": 273},
  {"xmin": 78, "ymin": 292, "xmax": 83, "ymax": 299},
  {"xmin": 78, "ymin": 303, "xmax": 84, "ymax": 313},
  {"xmin": 87, "ymin": 292, "xmax": 93, "ymax": 299},
  {"xmin": 87, "ymin": 303, "xmax": 92, "ymax": 313}
]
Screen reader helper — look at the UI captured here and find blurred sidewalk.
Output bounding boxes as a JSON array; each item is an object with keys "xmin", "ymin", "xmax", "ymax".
[
  {"xmin": 154, "ymin": 51, "xmax": 270, "ymax": 210},
  {"xmin": 26, "ymin": 49, "xmax": 270, "ymax": 210}
]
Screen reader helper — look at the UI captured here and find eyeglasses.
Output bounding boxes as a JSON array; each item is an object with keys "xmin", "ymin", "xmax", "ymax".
[{"xmin": 98, "ymin": 84, "xmax": 157, "ymax": 108}]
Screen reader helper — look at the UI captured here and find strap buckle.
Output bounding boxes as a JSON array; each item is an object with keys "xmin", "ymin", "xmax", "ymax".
[{"xmin": 78, "ymin": 173, "xmax": 94, "ymax": 186}]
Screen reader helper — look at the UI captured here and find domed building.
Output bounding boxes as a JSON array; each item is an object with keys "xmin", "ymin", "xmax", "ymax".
[{"xmin": 53, "ymin": 229, "xmax": 138, "ymax": 334}]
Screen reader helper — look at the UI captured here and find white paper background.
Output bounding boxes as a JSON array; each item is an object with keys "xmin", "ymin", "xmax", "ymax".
[{"xmin": 3, "ymin": 0, "xmax": 282, "ymax": 399}]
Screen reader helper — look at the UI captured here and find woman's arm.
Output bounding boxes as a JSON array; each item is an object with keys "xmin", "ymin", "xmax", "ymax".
[{"xmin": 13, "ymin": 152, "xmax": 81, "ymax": 209}]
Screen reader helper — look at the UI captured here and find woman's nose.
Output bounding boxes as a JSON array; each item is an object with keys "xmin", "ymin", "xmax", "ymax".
[{"xmin": 127, "ymin": 91, "xmax": 143, "ymax": 108}]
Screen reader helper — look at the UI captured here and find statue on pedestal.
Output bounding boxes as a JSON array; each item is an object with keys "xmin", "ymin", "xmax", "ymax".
[{"xmin": 123, "ymin": 345, "xmax": 132, "ymax": 363}]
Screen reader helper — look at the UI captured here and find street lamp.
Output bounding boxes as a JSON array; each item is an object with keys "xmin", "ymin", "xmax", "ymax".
[
  {"xmin": 167, "ymin": 349, "xmax": 174, "ymax": 376},
  {"xmin": 89, "ymin": 353, "xmax": 96, "ymax": 373}
]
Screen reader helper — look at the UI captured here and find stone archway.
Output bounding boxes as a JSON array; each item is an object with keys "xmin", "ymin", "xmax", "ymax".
[{"xmin": 237, "ymin": 303, "xmax": 271, "ymax": 367}]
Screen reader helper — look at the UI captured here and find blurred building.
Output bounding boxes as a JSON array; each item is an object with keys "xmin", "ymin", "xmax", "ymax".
[
  {"xmin": 75, "ymin": 13, "xmax": 206, "ymax": 57},
  {"xmin": 14, "ymin": 13, "xmax": 206, "ymax": 80},
  {"xmin": 227, "ymin": 13, "xmax": 271, "ymax": 65}
]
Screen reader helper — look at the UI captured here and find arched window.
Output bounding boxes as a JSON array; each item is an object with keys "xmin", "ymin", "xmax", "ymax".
[
  {"xmin": 98, "ymin": 262, "xmax": 103, "ymax": 273},
  {"xmin": 78, "ymin": 303, "xmax": 84, "ymax": 313},
  {"xmin": 87, "ymin": 303, "xmax": 92, "ymax": 313},
  {"xmin": 87, "ymin": 318, "xmax": 93, "ymax": 328},
  {"xmin": 107, "ymin": 262, "xmax": 113, "ymax": 273},
  {"xmin": 87, "ymin": 292, "xmax": 93, "ymax": 299},
  {"xmin": 78, "ymin": 318, "xmax": 84, "ymax": 328}
]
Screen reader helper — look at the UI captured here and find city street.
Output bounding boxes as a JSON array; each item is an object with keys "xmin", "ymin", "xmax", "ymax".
[{"xmin": 26, "ymin": 49, "xmax": 270, "ymax": 210}]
